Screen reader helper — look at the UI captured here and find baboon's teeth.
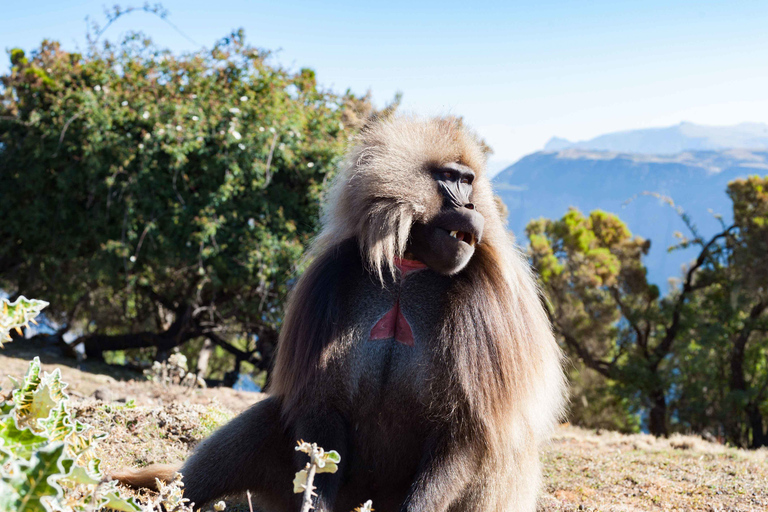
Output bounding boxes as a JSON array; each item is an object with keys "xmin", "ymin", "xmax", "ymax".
[{"xmin": 449, "ymin": 231, "xmax": 458, "ymax": 238}]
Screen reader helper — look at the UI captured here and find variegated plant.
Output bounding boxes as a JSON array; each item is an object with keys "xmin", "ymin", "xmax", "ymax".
[
  {"xmin": 0, "ymin": 296, "xmax": 49, "ymax": 347},
  {"xmin": 0, "ymin": 357, "xmax": 141, "ymax": 512}
]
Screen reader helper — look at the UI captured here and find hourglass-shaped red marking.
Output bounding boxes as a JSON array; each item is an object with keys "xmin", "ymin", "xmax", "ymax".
[{"xmin": 369, "ymin": 258, "xmax": 427, "ymax": 347}]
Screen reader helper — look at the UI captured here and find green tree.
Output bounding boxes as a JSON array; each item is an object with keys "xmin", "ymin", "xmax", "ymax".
[
  {"xmin": 0, "ymin": 31, "xmax": 372, "ymax": 380},
  {"xmin": 725, "ymin": 176, "xmax": 768, "ymax": 447},
  {"xmin": 670, "ymin": 176, "xmax": 768, "ymax": 447},
  {"xmin": 527, "ymin": 208, "xmax": 725, "ymax": 436}
]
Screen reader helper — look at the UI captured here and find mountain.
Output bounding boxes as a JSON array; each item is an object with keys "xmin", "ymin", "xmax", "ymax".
[
  {"xmin": 493, "ymin": 148, "xmax": 768, "ymax": 286},
  {"xmin": 544, "ymin": 122, "xmax": 768, "ymax": 155}
]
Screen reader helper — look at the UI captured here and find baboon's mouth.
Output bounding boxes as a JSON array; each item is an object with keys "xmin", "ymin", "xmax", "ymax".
[{"xmin": 448, "ymin": 230, "xmax": 476, "ymax": 247}]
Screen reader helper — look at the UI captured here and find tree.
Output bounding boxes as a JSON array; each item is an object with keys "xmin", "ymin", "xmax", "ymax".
[
  {"xmin": 724, "ymin": 176, "xmax": 768, "ymax": 447},
  {"xmin": 671, "ymin": 176, "xmax": 768, "ymax": 447},
  {"xmin": 527, "ymin": 208, "xmax": 726, "ymax": 436},
  {"xmin": 0, "ymin": 30, "xmax": 373, "ymax": 379}
]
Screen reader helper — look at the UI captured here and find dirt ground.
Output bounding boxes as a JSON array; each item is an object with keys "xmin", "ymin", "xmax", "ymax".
[{"xmin": 2, "ymin": 351, "xmax": 766, "ymax": 512}]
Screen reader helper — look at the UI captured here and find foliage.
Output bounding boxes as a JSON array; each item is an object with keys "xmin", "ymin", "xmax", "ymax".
[
  {"xmin": 527, "ymin": 208, "xmax": 669, "ymax": 433},
  {"xmin": 728, "ymin": 175, "xmax": 768, "ymax": 289},
  {"xmin": 530, "ymin": 176, "xmax": 768, "ymax": 445},
  {"xmin": 293, "ymin": 440, "xmax": 341, "ymax": 510},
  {"xmin": 293, "ymin": 441, "xmax": 372, "ymax": 512},
  {"xmin": 565, "ymin": 366, "xmax": 641, "ymax": 433},
  {"xmin": 0, "ymin": 357, "xmax": 142, "ymax": 512},
  {"xmin": 0, "ymin": 27, "xmax": 373, "ymax": 375},
  {"xmin": 0, "ymin": 297, "xmax": 48, "ymax": 347},
  {"xmin": 669, "ymin": 176, "xmax": 768, "ymax": 447}
]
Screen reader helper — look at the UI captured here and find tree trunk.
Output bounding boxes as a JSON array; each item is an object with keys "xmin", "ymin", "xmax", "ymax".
[
  {"xmin": 81, "ymin": 328, "xmax": 196, "ymax": 360},
  {"xmin": 648, "ymin": 389, "xmax": 668, "ymax": 437},
  {"xmin": 81, "ymin": 304, "xmax": 194, "ymax": 360},
  {"xmin": 154, "ymin": 347, "xmax": 171, "ymax": 363},
  {"xmin": 729, "ymin": 301, "xmax": 767, "ymax": 448},
  {"xmin": 746, "ymin": 404, "xmax": 768, "ymax": 448},
  {"xmin": 223, "ymin": 357, "xmax": 242, "ymax": 387},
  {"xmin": 196, "ymin": 338, "xmax": 214, "ymax": 378}
]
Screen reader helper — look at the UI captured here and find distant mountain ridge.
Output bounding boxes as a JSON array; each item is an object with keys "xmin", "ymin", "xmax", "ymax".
[
  {"xmin": 544, "ymin": 122, "xmax": 768, "ymax": 155},
  {"xmin": 495, "ymin": 123, "xmax": 768, "ymax": 286}
]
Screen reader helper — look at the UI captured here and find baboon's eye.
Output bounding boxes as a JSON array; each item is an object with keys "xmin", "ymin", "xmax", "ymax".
[
  {"xmin": 460, "ymin": 176, "xmax": 472, "ymax": 184},
  {"xmin": 442, "ymin": 171, "xmax": 453, "ymax": 180}
]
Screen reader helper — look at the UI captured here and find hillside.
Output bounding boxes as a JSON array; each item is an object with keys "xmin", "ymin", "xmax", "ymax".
[
  {"xmin": 544, "ymin": 122, "xmax": 768, "ymax": 154},
  {"xmin": 494, "ymin": 148, "xmax": 768, "ymax": 285},
  {"xmin": 1, "ymin": 352, "xmax": 766, "ymax": 511}
]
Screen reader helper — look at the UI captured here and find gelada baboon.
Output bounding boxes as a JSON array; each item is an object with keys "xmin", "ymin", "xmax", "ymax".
[{"xmin": 113, "ymin": 116, "xmax": 566, "ymax": 511}]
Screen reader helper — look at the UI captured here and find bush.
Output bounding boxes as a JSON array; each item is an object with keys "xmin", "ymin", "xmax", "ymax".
[{"xmin": 0, "ymin": 29, "xmax": 373, "ymax": 375}]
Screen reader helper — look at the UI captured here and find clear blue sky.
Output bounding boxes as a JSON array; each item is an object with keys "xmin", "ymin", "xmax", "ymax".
[{"xmin": 3, "ymin": 0, "xmax": 768, "ymax": 172}]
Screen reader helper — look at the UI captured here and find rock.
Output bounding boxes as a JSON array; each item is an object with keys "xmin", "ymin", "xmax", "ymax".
[{"xmin": 92, "ymin": 388, "xmax": 113, "ymax": 402}]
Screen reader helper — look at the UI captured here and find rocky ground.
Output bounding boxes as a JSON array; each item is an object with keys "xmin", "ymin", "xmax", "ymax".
[{"xmin": 1, "ymin": 351, "xmax": 766, "ymax": 512}]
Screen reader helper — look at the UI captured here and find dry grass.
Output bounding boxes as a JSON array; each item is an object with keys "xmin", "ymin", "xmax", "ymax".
[
  {"xmin": 540, "ymin": 427, "xmax": 768, "ymax": 511},
  {"xmin": 2, "ymin": 352, "xmax": 766, "ymax": 511}
]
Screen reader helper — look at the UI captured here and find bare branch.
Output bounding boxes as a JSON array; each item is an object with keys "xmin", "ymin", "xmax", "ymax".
[
  {"xmin": 538, "ymin": 291, "xmax": 614, "ymax": 378},
  {"xmin": 652, "ymin": 225, "xmax": 736, "ymax": 363},
  {"xmin": 53, "ymin": 111, "xmax": 83, "ymax": 156},
  {"xmin": 263, "ymin": 131, "xmax": 280, "ymax": 187}
]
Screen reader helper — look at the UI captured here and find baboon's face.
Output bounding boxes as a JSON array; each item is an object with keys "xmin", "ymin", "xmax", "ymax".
[{"xmin": 407, "ymin": 162, "xmax": 485, "ymax": 275}]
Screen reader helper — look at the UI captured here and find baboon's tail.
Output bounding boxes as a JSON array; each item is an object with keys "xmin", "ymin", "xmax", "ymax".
[{"xmin": 110, "ymin": 463, "xmax": 182, "ymax": 490}]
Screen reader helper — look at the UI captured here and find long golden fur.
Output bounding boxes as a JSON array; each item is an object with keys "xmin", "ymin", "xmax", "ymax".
[
  {"xmin": 114, "ymin": 115, "xmax": 566, "ymax": 512},
  {"xmin": 271, "ymin": 115, "xmax": 566, "ymax": 510}
]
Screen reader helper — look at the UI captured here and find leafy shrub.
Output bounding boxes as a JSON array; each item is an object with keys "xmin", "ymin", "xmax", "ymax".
[
  {"xmin": 0, "ymin": 28, "xmax": 375, "ymax": 375},
  {"xmin": 0, "ymin": 357, "xmax": 142, "ymax": 511}
]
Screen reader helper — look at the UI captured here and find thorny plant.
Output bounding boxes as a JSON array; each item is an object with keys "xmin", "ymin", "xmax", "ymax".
[
  {"xmin": 293, "ymin": 441, "xmax": 373, "ymax": 512},
  {"xmin": 0, "ymin": 296, "xmax": 48, "ymax": 347},
  {"xmin": 0, "ymin": 297, "xmax": 370, "ymax": 511}
]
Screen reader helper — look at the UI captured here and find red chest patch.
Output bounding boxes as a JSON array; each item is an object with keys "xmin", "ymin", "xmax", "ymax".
[{"xmin": 369, "ymin": 258, "xmax": 427, "ymax": 347}]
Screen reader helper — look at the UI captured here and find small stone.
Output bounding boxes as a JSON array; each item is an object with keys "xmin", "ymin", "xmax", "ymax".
[{"xmin": 92, "ymin": 388, "xmax": 113, "ymax": 402}]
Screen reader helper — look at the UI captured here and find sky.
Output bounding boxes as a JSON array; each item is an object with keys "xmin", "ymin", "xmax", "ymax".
[{"xmin": 3, "ymin": 0, "xmax": 768, "ymax": 174}]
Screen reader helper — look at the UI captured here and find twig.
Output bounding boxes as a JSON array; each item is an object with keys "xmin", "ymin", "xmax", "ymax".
[
  {"xmin": 263, "ymin": 131, "xmax": 280, "ymax": 187},
  {"xmin": 246, "ymin": 490, "xmax": 255, "ymax": 512},
  {"xmin": 173, "ymin": 167, "xmax": 186, "ymax": 205},
  {"xmin": 91, "ymin": 4, "xmax": 200, "ymax": 47},
  {"xmin": 134, "ymin": 219, "xmax": 154, "ymax": 260},
  {"xmin": 53, "ymin": 111, "xmax": 83, "ymax": 156},
  {"xmin": 300, "ymin": 447, "xmax": 319, "ymax": 512}
]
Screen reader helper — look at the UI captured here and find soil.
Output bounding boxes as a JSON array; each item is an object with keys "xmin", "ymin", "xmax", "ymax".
[{"xmin": 2, "ymin": 351, "xmax": 766, "ymax": 512}]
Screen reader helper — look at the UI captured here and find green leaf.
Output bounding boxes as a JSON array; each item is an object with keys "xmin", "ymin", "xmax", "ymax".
[
  {"xmin": 15, "ymin": 443, "xmax": 67, "ymax": 512},
  {"xmin": 324, "ymin": 450, "xmax": 341, "ymax": 463},
  {"xmin": 13, "ymin": 360, "xmax": 69, "ymax": 432},
  {"xmin": 0, "ymin": 415, "xmax": 49, "ymax": 458},
  {"xmin": 41, "ymin": 403, "xmax": 73, "ymax": 443},
  {"xmin": 12, "ymin": 358, "xmax": 43, "ymax": 420},
  {"xmin": 316, "ymin": 460, "xmax": 338, "ymax": 474},
  {"xmin": 0, "ymin": 297, "xmax": 49, "ymax": 346},
  {"xmin": 292, "ymin": 468, "xmax": 308, "ymax": 494},
  {"xmin": 0, "ymin": 478, "xmax": 22, "ymax": 511},
  {"xmin": 57, "ymin": 458, "xmax": 100, "ymax": 486},
  {"xmin": 99, "ymin": 489, "xmax": 142, "ymax": 511}
]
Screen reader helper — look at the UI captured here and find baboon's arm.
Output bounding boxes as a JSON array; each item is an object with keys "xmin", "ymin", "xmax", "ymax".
[{"xmin": 400, "ymin": 434, "xmax": 477, "ymax": 512}]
